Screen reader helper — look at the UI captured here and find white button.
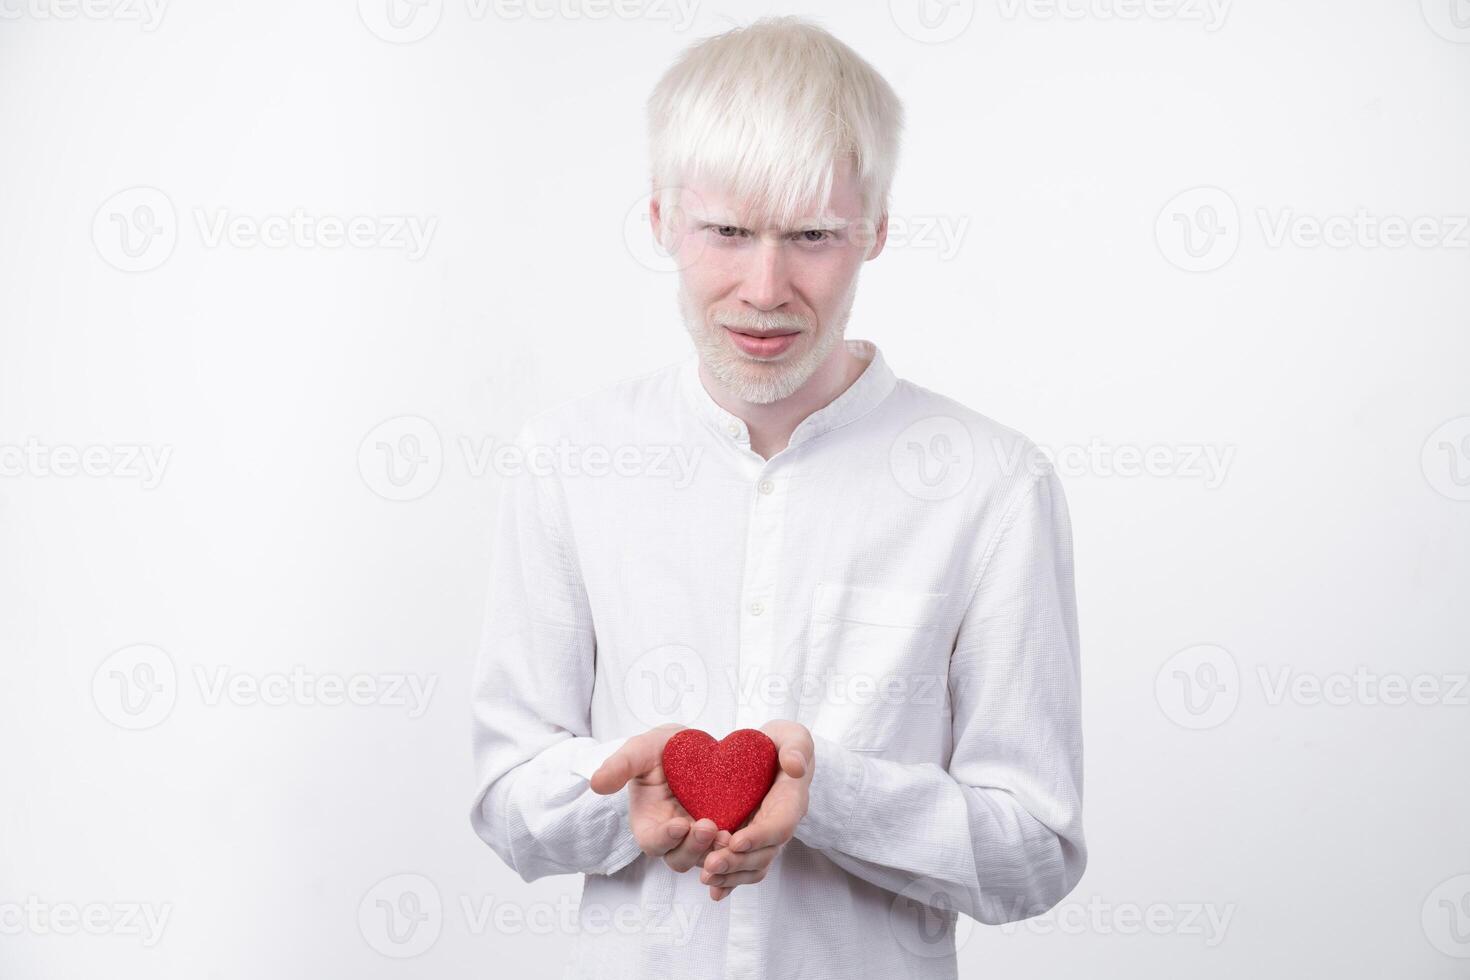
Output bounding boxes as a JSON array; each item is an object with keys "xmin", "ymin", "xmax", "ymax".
[
  {"xmin": 757, "ymin": 479, "xmax": 774, "ymax": 495},
  {"xmin": 749, "ymin": 600, "xmax": 765, "ymax": 616},
  {"xmin": 727, "ymin": 422, "xmax": 740, "ymax": 437}
]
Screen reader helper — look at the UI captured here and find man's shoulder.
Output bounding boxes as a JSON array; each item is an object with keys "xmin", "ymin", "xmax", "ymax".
[
  {"xmin": 514, "ymin": 357, "xmax": 687, "ymax": 443},
  {"xmin": 886, "ymin": 376, "xmax": 1047, "ymax": 472}
]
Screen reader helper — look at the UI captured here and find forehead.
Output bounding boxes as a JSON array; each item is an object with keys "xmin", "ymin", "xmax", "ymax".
[{"xmin": 677, "ymin": 162, "xmax": 865, "ymax": 231}]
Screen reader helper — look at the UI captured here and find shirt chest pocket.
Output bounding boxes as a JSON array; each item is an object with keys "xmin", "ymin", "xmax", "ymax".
[{"xmin": 799, "ymin": 582, "xmax": 961, "ymax": 753}]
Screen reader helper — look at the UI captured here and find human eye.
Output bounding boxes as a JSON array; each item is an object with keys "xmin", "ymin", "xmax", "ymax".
[
  {"xmin": 707, "ymin": 224, "xmax": 749, "ymax": 240},
  {"xmin": 792, "ymin": 229, "xmax": 834, "ymax": 246}
]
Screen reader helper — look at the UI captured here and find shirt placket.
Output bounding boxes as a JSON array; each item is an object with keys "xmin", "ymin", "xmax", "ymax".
[{"xmin": 723, "ymin": 427, "xmax": 787, "ymax": 980}]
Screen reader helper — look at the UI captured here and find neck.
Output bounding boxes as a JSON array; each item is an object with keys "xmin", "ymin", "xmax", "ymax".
[{"xmin": 700, "ymin": 342, "xmax": 870, "ymax": 460}]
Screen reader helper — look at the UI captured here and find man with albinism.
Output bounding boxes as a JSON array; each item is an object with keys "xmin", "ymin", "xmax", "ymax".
[{"xmin": 470, "ymin": 16, "xmax": 1086, "ymax": 979}]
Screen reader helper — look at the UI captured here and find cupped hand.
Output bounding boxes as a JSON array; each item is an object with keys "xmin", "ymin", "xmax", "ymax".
[
  {"xmin": 699, "ymin": 720, "xmax": 813, "ymax": 901},
  {"xmin": 588, "ymin": 723, "xmax": 732, "ymax": 873}
]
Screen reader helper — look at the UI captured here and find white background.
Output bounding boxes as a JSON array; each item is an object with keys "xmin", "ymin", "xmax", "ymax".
[{"xmin": 2, "ymin": 0, "xmax": 1468, "ymax": 976}]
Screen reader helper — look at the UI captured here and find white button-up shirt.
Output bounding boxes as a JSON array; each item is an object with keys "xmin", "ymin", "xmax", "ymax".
[{"xmin": 470, "ymin": 339, "xmax": 1086, "ymax": 980}]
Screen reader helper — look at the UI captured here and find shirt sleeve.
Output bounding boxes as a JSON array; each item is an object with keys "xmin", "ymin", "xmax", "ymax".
[
  {"xmin": 792, "ymin": 464, "xmax": 1086, "ymax": 924},
  {"xmin": 468, "ymin": 423, "xmax": 644, "ymax": 881}
]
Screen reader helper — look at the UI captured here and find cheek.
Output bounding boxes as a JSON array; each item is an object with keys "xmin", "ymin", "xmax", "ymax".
[
  {"xmin": 680, "ymin": 248, "xmax": 740, "ymax": 298},
  {"xmin": 793, "ymin": 255, "xmax": 862, "ymax": 314},
  {"xmin": 677, "ymin": 263, "xmax": 714, "ymax": 301}
]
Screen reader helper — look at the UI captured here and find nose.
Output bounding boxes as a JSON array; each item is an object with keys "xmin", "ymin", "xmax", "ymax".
[{"xmin": 736, "ymin": 236, "xmax": 792, "ymax": 311}]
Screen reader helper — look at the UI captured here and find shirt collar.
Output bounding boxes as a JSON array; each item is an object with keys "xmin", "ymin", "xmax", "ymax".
[{"xmin": 678, "ymin": 339, "xmax": 898, "ymax": 451}]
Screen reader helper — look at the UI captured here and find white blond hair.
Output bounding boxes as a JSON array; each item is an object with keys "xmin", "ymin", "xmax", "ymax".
[{"xmin": 647, "ymin": 16, "xmax": 905, "ymax": 231}]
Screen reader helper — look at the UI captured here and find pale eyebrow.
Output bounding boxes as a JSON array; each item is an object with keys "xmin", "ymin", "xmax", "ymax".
[{"xmin": 687, "ymin": 210, "xmax": 850, "ymax": 234}]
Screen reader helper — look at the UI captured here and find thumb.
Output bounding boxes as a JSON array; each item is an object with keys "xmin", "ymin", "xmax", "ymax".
[
  {"xmin": 779, "ymin": 745, "xmax": 808, "ymax": 779},
  {"xmin": 589, "ymin": 732, "xmax": 660, "ymax": 795}
]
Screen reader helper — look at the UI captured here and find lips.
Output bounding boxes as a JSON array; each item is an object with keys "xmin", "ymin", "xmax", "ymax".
[
  {"xmin": 723, "ymin": 326, "xmax": 799, "ymax": 358},
  {"xmin": 726, "ymin": 328, "xmax": 798, "ymax": 338}
]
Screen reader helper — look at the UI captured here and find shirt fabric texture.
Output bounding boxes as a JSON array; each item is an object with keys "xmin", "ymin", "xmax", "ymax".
[{"xmin": 469, "ymin": 339, "xmax": 1086, "ymax": 980}]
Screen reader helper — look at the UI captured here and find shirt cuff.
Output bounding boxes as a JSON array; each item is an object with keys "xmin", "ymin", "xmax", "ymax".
[
  {"xmin": 793, "ymin": 733, "xmax": 866, "ymax": 852},
  {"xmin": 567, "ymin": 735, "xmax": 634, "ymax": 782}
]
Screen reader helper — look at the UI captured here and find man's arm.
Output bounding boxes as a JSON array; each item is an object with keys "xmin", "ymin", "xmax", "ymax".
[
  {"xmin": 791, "ymin": 465, "xmax": 1086, "ymax": 923},
  {"xmin": 468, "ymin": 423, "xmax": 642, "ymax": 881}
]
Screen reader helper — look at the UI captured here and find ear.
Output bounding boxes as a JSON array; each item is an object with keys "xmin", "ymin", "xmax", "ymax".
[
  {"xmin": 865, "ymin": 210, "xmax": 889, "ymax": 261},
  {"xmin": 649, "ymin": 190, "xmax": 664, "ymax": 245}
]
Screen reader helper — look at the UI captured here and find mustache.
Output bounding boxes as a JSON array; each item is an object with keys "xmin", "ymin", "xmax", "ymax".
[{"xmin": 714, "ymin": 310, "xmax": 810, "ymax": 334}]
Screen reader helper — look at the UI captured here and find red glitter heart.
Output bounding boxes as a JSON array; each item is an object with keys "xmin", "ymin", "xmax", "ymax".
[{"xmin": 661, "ymin": 728, "xmax": 779, "ymax": 834}]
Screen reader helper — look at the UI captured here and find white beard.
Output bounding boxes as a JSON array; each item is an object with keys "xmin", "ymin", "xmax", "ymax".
[{"xmin": 678, "ymin": 276, "xmax": 858, "ymax": 405}]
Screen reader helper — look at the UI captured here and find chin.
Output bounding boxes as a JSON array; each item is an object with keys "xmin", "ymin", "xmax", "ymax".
[{"xmin": 714, "ymin": 345, "xmax": 821, "ymax": 404}]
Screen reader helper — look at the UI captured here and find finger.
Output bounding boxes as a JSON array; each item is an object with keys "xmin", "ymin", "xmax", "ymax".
[
  {"xmin": 710, "ymin": 884, "xmax": 733, "ymax": 901},
  {"xmin": 729, "ymin": 797, "xmax": 800, "ymax": 853},
  {"xmin": 589, "ymin": 733, "xmax": 661, "ymax": 795},
  {"xmin": 640, "ymin": 819, "xmax": 689, "ymax": 857},
  {"xmin": 662, "ymin": 818, "xmax": 719, "ymax": 872},
  {"xmin": 702, "ymin": 843, "xmax": 778, "ymax": 876},
  {"xmin": 702, "ymin": 868, "xmax": 767, "ymax": 888},
  {"xmin": 664, "ymin": 819, "xmax": 716, "ymax": 872},
  {"xmin": 778, "ymin": 745, "xmax": 808, "ymax": 779}
]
